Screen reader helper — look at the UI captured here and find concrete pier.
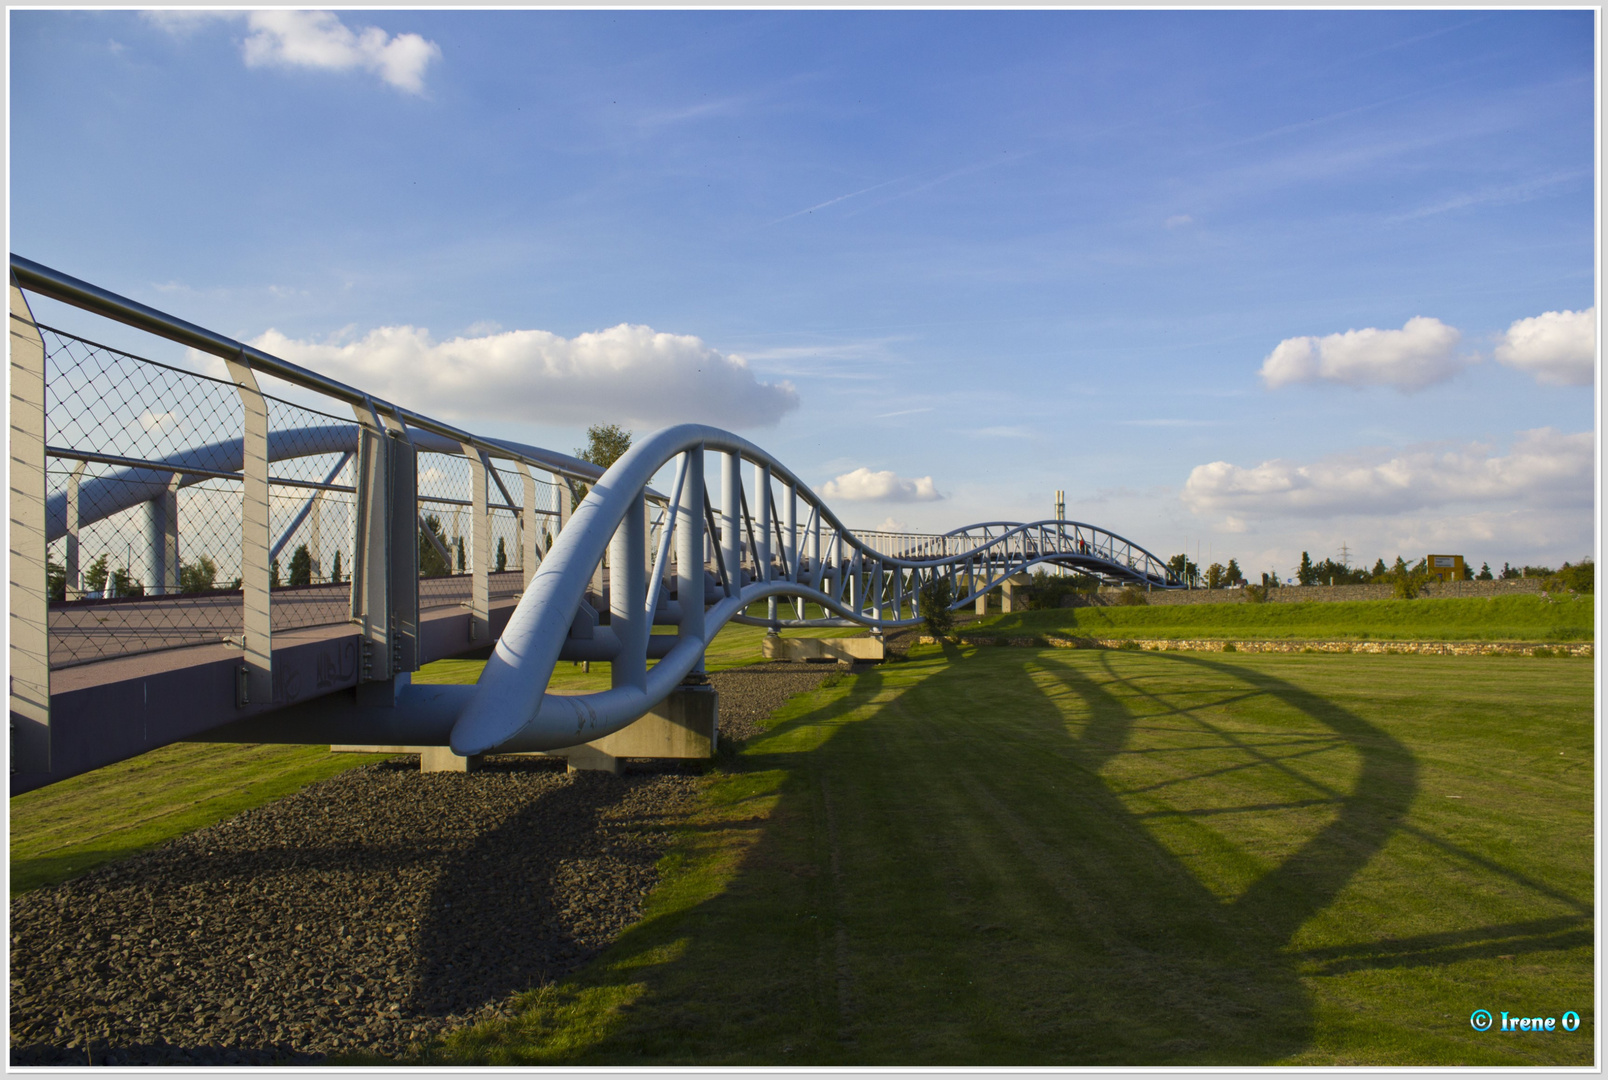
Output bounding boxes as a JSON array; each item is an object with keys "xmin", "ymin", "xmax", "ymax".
[
  {"xmin": 332, "ymin": 683, "xmax": 719, "ymax": 774},
  {"xmin": 762, "ymin": 635, "xmax": 884, "ymax": 663}
]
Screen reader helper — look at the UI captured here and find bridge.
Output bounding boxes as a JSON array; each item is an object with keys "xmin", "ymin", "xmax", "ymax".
[{"xmin": 9, "ymin": 255, "xmax": 1181, "ymax": 793}]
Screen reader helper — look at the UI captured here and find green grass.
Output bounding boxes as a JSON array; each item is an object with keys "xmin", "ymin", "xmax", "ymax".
[
  {"xmin": 9, "ymin": 743, "xmax": 383, "ymax": 893},
  {"xmin": 416, "ymin": 609, "xmax": 866, "ymax": 691},
  {"xmin": 974, "ymin": 593, "xmax": 1594, "ymax": 643},
  {"xmin": 425, "ymin": 645, "xmax": 1593, "ymax": 1066},
  {"xmin": 9, "ymin": 615, "xmax": 864, "ymax": 891}
]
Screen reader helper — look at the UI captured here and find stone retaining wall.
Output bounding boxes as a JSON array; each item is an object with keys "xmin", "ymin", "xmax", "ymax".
[
  {"xmin": 918, "ymin": 633, "xmax": 1591, "ymax": 658},
  {"xmin": 1075, "ymin": 578, "xmax": 1549, "ymax": 607}
]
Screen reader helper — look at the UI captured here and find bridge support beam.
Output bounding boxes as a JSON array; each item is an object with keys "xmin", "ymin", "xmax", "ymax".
[
  {"xmin": 1001, "ymin": 572, "xmax": 1031, "ymax": 613},
  {"xmin": 675, "ymin": 448, "xmax": 706, "ymax": 674}
]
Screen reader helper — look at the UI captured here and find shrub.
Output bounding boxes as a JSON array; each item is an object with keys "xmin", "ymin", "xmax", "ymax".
[
  {"xmin": 1544, "ymin": 561, "xmax": 1593, "ymax": 595},
  {"xmin": 1116, "ymin": 586, "xmax": 1148, "ymax": 606},
  {"xmin": 1244, "ymin": 584, "xmax": 1269, "ymax": 604},
  {"xmin": 1393, "ymin": 574, "xmax": 1423, "ymax": 600},
  {"xmin": 919, "ymin": 578, "xmax": 955, "ymax": 638}
]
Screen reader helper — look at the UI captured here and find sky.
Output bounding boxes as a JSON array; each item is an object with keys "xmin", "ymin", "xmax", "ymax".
[{"xmin": 9, "ymin": 8, "xmax": 1599, "ymax": 580}]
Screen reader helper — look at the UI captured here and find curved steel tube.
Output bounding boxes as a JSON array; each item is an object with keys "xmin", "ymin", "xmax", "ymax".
[{"xmin": 449, "ymin": 424, "xmax": 1180, "ymax": 756}]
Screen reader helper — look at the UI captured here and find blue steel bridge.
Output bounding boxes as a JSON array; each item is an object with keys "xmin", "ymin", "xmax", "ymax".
[{"xmin": 9, "ymin": 255, "xmax": 1180, "ymax": 794}]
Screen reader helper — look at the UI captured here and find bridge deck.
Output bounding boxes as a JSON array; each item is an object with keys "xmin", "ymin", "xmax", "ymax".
[{"xmin": 19, "ymin": 588, "xmax": 523, "ymax": 796}]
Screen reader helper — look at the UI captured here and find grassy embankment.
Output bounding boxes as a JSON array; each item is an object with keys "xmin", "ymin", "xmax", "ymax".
[
  {"xmin": 973, "ymin": 593, "xmax": 1593, "ymax": 643},
  {"xmin": 426, "ymin": 644, "xmax": 1593, "ymax": 1067},
  {"xmin": 8, "ymin": 617, "xmax": 856, "ymax": 894}
]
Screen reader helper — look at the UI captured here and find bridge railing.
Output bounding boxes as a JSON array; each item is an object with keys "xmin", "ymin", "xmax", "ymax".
[{"xmin": 10, "ymin": 255, "xmax": 623, "ymax": 772}]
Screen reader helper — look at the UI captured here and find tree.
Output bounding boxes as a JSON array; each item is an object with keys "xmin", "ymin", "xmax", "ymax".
[
  {"xmin": 287, "ymin": 544, "xmax": 313, "ymax": 587},
  {"xmin": 111, "ymin": 566, "xmax": 143, "ymax": 597},
  {"xmin": 1166, "ymin": 553, "xmax": 1199, "ymax": 588},
  {"xmin": 331, "ymin": 550, "xmax": 343, "ymax": 585},
  {"xmin": 456, "ymin": 536, "xmax": 467, "ymax": 573},
  {"xmin": 573, "ymin": 423, "xmax": 633, "ymax": 508},
  {"xmin": 1298, "ymin": 551, "xmax": 1315, "ymax": 586},
  {"xmin": 1206, "ymin": 562, "xmax": 1225, "ymax": 589},
  {"xmin": 919, "ymin": 578, "xmax": 955, "ymax": 638},
  {"xmin": 1371, "ymin": 558, "xmax": 1388, "ymax": 579},
  {"xmin": 270, "ymin": 558, "xmax": 281, "ymax": 589},
  {"xmin": 85, "ymin": 554, "xmax": 110, "ymax": 595},
  {"xmin": 180, "ymin": 556, "xmax": 218, "ymax": 594},
  {"xmin": 496, "ymin": 537, "xmax": 508, "ymax": 572},
  {"xmin": 1223, "ymin": 558, "xmax": 1245, "ymax": 586},
  {"xmin": 1477, "ymin": 561, "xmax": 1494, "ymax": 581},
  {"xmin": 419, "ymin": 515, "xmax": 451, "ymax": 578},
  {"xmin": 46, "ymin": 559, "xmax": 66, "ymax": 602}
]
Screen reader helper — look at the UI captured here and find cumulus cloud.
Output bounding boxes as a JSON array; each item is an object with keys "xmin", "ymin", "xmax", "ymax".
[
  {"xmin": 1182, "ymin": 427, "xmax": 1593, "ymax": 519},
  {"xmin": 1259, "ymin": 316, "xmax": 1463, "ymax": 391},
  {"xmin": 252, "ymin": 323, "xmax": 800, "ymax": 429},
  {"xmin": 818, "ymin": 468, "xmax": 943, "ymax": 503},
  {"xmin": 1494, "ymin": 307, "xmax": 1596, "ymax": 387},
  {"xmin": 146, "ymin": 11, "xmax": 440, "ymax": 94}
]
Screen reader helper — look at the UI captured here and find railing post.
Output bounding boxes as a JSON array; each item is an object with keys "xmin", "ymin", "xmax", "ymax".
[
  {"xmin": 223, "ymin": 354, "xmax": 272, "ymax": 707},
  {"xmin": 10, "ymin": 276, "xmax": 51, "ymax": 773},
  {"xmin": 461, "ymin": 442, "xmax": 492, "ymax": 642},
  {"xmin": 610, "ymin": 492, "xmax": 647, "ymax": 691},
  {"xmin": 517, "ymin": 462, "xmax": 539, "ymax": 591},
  {"xmin": 64, "ymin": 461, "xmax": 84, "ymax": 600},
  {"xmin": 675, "ymin": 449, "xmax": 706, "ymax": 669},
  {"xmin": 349, "ymin": 402, "xmax": 418, "ymax": 687}
]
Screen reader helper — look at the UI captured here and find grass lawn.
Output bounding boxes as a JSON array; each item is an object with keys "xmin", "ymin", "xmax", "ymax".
[
  {"xmin": 9, "ymin": 743, "xmax": 382, "ymax": 893},
  {"xmin": 8, "ymin": 616, "xmax": 863, "ymax": 893},
  {"xmin": 975, "ymin": 593, "xmax": 1593, "ymax": 643},
  {"xmin": 429, "ymin": 645, "xmax": 1593, "ymax": 1067}
]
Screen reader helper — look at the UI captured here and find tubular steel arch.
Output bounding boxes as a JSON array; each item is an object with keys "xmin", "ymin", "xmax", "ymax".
[{"xmin": 445, "ymin": 425, "xmax": 1181, "ymax": 757}]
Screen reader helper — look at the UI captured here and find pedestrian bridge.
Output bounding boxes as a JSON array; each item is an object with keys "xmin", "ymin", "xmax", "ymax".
[{"xmin": 9, "ymin": 255, "xmax": 1180, "ymax": 793}]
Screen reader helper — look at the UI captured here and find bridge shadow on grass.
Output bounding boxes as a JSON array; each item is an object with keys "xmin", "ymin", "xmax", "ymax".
[{"xmin": 434, "ymin": 645, "xmax": 1579, "ymax": 1066}]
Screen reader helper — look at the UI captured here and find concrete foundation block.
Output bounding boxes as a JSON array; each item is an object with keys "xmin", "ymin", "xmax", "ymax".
[
  {"xmin": 558, "ymin": 744, "xmax": 622, "ymax": 775},
  {"xmin": 585, "ymin": 683, "xmax": 718, "ymax": 759},
  {"xmin": 762, "ymin": 636, "xmax": 884, "ymax": 663},
  {"xmin": 1000, "ymin": 572, "xmax": 1032, "ymax": 614},
  {"xmin": 420, "ymin": 746, "xmax": 482, "ymax": 773}
]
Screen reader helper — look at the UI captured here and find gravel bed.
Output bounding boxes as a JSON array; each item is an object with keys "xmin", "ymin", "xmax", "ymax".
[
  {"xmin": 10, "ymin": 660, "xmax": 849, "ymax": 1066},
  {"xmin": 10, "ymin": 759, "xmax": 700, "ymax": 1066},
  {"xmin": 707, "ymin": 660, "xmax": 845, "ymax": 743}
]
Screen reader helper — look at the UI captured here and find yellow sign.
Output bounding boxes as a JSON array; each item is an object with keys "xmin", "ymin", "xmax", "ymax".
[{"xmin": 1426, "ymin": 554, "xmax": 1465, "ymax": 583}]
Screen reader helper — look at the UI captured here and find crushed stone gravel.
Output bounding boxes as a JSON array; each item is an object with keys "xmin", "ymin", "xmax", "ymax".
[{"xmin": 10, "ymin": 660, "xmax": 845, "ymax": 1066}]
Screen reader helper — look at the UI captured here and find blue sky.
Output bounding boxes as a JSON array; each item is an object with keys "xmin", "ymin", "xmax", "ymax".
[{"xmin": 10, "ymin": 8, "xmax": 1598, "ymax": 578}]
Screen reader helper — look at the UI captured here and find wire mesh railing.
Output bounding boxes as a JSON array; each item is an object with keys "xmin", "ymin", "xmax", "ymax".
[{"xmin": 25, "ymin": 294, "xmax": 581, "ymax": 672}]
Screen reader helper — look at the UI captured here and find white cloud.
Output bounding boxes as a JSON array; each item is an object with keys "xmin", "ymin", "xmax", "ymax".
[
  {"xmin": 251, "ymin": 323, "xmax": 800, "ymax": 429},
  {"xmin": 1182, "ymin": 427, "xmax": 1593, "ymax": 519},
  {"xmin": 818, "ymin": 467, "xmax": 943, "ymax": 503},
  {"xmin": 1259, "ymin": 316, "xmax": 1463, "ymax": 391},
  {"xmin": 872, "ymin": 516, "xmax": 907, "ymax": 533},
  {"xmin": 145, "ymin": 11, "xmax": 440, "ymax": 94},
  {"xmin": 1165, "ymin": 214, "xmax": 1194, "ymax": 228},
  {"xmin": 1494, "ymin": 307, "xmax": 1596, "ymax": 387}
]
